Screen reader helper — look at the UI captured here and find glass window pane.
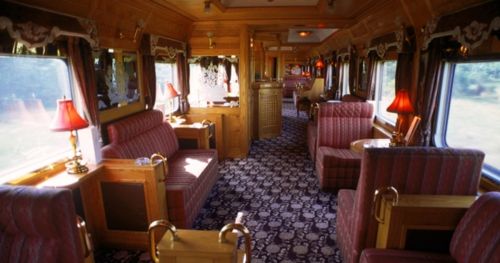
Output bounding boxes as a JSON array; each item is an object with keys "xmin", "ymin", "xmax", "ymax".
[
  {"xmin": 154, "ymin": 62, "xmax": 179, "ymax": 114},
  {"xmin": 376, "ymin": 60, "xmax": 397, "ymax": 123},
  {"xmin": 0, "ymin": 55, "xmax": 72, "ymax": 181},
  {"xmin": 446, "ymin": 61, "xmax": 500, "ymax": 173}
]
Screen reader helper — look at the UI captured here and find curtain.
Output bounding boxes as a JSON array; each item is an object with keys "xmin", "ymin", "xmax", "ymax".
[
  {"xmin": 223, "ymin": 60, "xmax": 232, "ymax": 93},
  {"xmin": 414, "ymin": 39, "xmax": 444, "ymax": 146},
  {"xmin": 365, "ymin": 52, "xmax": 379, "ymax": 100},
  {"xmin": 67, "ymin": 37, "xmax": 100, "ymax": 128},
  {"xmin": 140, "ymin": 34, "xmax": 156, "ymax": 110},
  {"xmin": 348, "ymin": 51, "xmax": 357, "ymax": 95},
  {"xmin": 337, "ymin": 60, "xmax": 345, "ymax": 97},
  {"xmin": 176, "ymin": 52, "xmax": 189, "ymax": 113}
]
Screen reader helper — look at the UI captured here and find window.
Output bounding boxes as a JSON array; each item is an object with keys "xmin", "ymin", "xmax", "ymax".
[
  {"xmin": 374, "ymin": 60, "xmax": 397, "ymax": 124},
  {"xmin": 340, "ymin": 62, "xmax": 350, "ymax": 96},
  {"xmin": 436, "ymin": 61, "xmax": 500, "ymax": 181},
  {"xmin": 0, "ymin": 54, "xmax": 73, "ymax": 182},
  {"xmin": 154, "ymin": 61, "xmax": 179, "ymax": 114},
  {"xmin": 188, "ymin": 56, "xmax": 239, "ymax": 107}
]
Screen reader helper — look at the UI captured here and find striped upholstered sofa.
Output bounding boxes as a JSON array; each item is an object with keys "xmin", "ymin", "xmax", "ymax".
[{"xmin": 102, "ymin": 110, "xmax": 219, "ymax": 228}]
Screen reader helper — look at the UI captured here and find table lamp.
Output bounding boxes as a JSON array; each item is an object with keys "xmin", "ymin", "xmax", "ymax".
[
  {"xmin": 165, "ymin": 83, "xmax": 179, "ymax": 122},
  {"xmin": 387, "ymin": 89, "xmax": 414, "ymax": 147},
  {"xmin": 50, "ymin": 98, "xmax": 89, "ymax": 174}
]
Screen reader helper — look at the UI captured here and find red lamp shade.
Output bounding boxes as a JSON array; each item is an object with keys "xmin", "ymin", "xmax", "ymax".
[
  {"xmin": 165, "ymin": 83, "xmax": 179, "ymax": 99},
  {"xmin": 50, "ymin": 98, "xmax": 89, "ymax": 131},
  {"xmin": 315, "ymin": 58, "xmax": 325, "ymax": 69},
  {"xmin": 387, "ymin": 89, "xmax": 414, "ymax": 114}
]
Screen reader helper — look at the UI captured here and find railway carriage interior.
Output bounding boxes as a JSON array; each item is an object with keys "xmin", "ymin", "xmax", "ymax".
[{"xmin": 0, "ymin": 0, "xmax": 499, "ymax": 262}]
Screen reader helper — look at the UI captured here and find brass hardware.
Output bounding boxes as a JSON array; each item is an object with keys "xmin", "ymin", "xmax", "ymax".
[
  {"xmin": 148, "ymin": 220, "xmax": 178, "ymax": 263},
  {"xmin": 201, "ymin": 119, "xmax": 212, "ymax": 126},
  {"xmin": 219, "ymin": 223, "xmax": 252, "ymax": 263},
  {"xmin": 77, "ymin": 216, "xmax": 93, "ymax": 258},
  {"xmin": 373, "ymin": 186, "xmax": 399, "ymax": 223},
  {"xmin": 207, "ymin": 32, "xmax": 216, "ymax": 49}
]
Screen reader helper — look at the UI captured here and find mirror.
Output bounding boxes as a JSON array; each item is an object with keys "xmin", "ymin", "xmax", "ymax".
[
  {"xmin": 187, "ymin": 56, "xmax": 239, "ymax": 107},
  {"xmin": 94, "ymin": 49, "xmax": 140, "ymax": 110}
]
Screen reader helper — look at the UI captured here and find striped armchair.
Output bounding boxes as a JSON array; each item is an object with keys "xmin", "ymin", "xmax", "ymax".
[
  {"xmin": 314, "ymin": 102, "xmax": 373, "ymax": 191},
  {"xmin": 102, "ymin": 110, "xmax": 219, "ymax": 228},
  {"xmin": 360, "ymin": 191, "xmax": 500, "ymax": 263},
  {"xmin": 337, "ymin": 147, "xmax": 485, "ymax": 263},
  {"xmin": 0, "ymin": 186, "xmax": 86, "ymax": 262}
]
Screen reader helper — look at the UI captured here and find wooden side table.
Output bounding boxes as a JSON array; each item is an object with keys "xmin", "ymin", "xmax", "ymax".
[
  {"xmin": 350, "ymin": 138, "xmax": 390, "ymax": 153},
  {"xmin": 35, "ymin": 164, "xmax": 102, "ymax": 263},
  {"xmin": 375, "ymin": 194, "xmax": 475, "ymax": 250},
  {"xmin": 171, "ymin": 122, "xmax": 214, "ymax": 150}
]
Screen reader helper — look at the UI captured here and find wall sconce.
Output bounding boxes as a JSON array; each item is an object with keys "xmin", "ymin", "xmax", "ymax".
[
  {"xmin": 133, "ymin": 19, "xmax": 145, "ymax": 43},
  {"xmin": 118, "ymin": 19, "xmax": 145, "ymax": 43},
  {"xmin": 207, "ymin": 32, "xmax": 215, "ymax": 49},
  {"xmin": 204, "ymin": 0, "xmax": 211, "ymax": 14}
]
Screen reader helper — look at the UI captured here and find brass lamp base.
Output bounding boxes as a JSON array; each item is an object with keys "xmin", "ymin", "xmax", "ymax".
[
  {"xmin": 389, "ymin": 131, "xmax": 405, "ymax": 147},
  {"xmin": 65, "ymin": 158, "xmax": 89, "ymax": 174}
]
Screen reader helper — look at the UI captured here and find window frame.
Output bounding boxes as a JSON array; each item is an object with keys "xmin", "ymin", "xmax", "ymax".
[{"xmin": 435, "ymin": 58, "xmax": 500, "ymax": 183}]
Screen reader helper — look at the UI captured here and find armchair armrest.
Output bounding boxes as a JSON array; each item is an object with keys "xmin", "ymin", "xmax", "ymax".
[{"xmin": 375, "ymin": 194, "xmax": 476, "ymax": 250}]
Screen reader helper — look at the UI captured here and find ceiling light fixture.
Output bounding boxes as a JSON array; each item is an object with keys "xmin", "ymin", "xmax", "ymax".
[{"xmin": 298, "ymin": 31, "xmax": 312, "ymax": 37}]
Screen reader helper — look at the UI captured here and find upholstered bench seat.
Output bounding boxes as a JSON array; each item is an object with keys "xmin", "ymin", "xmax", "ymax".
[{"xmin": 165, "ymin": 149, "xmax": 218, "ymax": 227}]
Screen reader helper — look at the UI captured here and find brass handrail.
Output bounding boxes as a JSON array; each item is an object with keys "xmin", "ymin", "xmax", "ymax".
[
  {"xmin": 372, "ymin": 186, "xmax": 399, "ymax": 223},
  {"xmin": 219, "ymin": 223, "xmax": 252, "ymax": 263},
  {"xmin": 76, "ymin": 216, "xmax": 93, "ymax": 258},
  {"xmin": 150, "ymin": 153, "xmax": 168, "ymax": 182},
  {"xmin": 148, "ymin": 220, "xmax": 178, "ymax": 263}
]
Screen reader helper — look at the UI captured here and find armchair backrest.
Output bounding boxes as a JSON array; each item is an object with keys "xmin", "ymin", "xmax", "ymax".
[
  {"xmin": 0, "ymin": 186, "xmax": 83, "ymax": 262},
  {"xmin": 352, "ymin": 147, "xmax": 484, "ymax": 260},
  {"xmin": 450, "ymin": 191, "xmax": 500, "ymax": 263},
  {"xmin": 317, "ymin": 102, "xmax": 373, "ymax": 148},
  {"xmin": 102, "ymin": 110, "xmax": 179, "ymax": 159}
]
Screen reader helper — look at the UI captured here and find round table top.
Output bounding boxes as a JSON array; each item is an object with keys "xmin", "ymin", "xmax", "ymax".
[{"xmin": 350, "ymin": 138, "xmax": 391, "ymax": 154}]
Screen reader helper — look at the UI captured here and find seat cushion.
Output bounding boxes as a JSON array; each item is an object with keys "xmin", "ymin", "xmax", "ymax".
[
  {"xmin": 315, "ymin": 147, "xmax": 362, "ymax": 190},
  {"xmin": 360, "ymin": 249, "xmax": 455, "ymax": 263},
  {"xmin": 165, "ymin": 149, "xmax": 219, "ymax": 228},
  {"xmin": 316, "ymin": 147, "xmax": 362, "ymax": 168}
]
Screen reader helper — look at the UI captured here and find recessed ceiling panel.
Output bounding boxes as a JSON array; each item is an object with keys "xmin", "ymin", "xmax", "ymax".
[{"xmin": 221, "ymin": 0, "xmax": 319, "ymax": 7}]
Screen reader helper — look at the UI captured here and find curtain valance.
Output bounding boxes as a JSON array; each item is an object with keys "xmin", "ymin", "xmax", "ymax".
[
  {"xmin": 422, "ymin": 1, "xmax": 500, "ymax": 51},
  {"xmin": 365, "ymin": 26, "xmax": 414, "ymax": 59},
  {"xmin": 150, "ymin": 34, "xmax": 186, "ymax": 58},
  {"xmin": 0, "ymin": 1, "xmax": 98, "ymax": 49}
]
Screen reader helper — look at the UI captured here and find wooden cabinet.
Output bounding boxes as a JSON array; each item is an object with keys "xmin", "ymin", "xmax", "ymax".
[
  {"xmin": 375, "ymin": 194, "xmax": 476, "ymax": 251},
  {"xmin": 251, "ymin": 81, "xmax": 282, "ymax": 139}
]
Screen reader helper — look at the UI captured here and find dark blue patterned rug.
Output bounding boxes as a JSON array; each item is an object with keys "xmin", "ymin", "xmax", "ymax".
[{"xmin": 94, "ymin": 102, "xmax": 342, "ymax": 263}]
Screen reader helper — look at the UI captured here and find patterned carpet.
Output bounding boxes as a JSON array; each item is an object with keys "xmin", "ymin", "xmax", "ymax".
[{"xmin": 94, "ymin": 102, "xmax": 342, "ymax": 263}]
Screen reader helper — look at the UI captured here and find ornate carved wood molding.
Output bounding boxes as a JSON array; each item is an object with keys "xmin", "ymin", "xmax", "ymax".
[
  {"xmin": 150, "ymin": 35, "xmax": 186, "ymax": 58},
  {"xmin": 422, "ymin": 1, "xmax": 500, "ymax": 51},
  {"xmin": 0, "ymin": 2, "xmax": 99, "ymax": 48}
]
